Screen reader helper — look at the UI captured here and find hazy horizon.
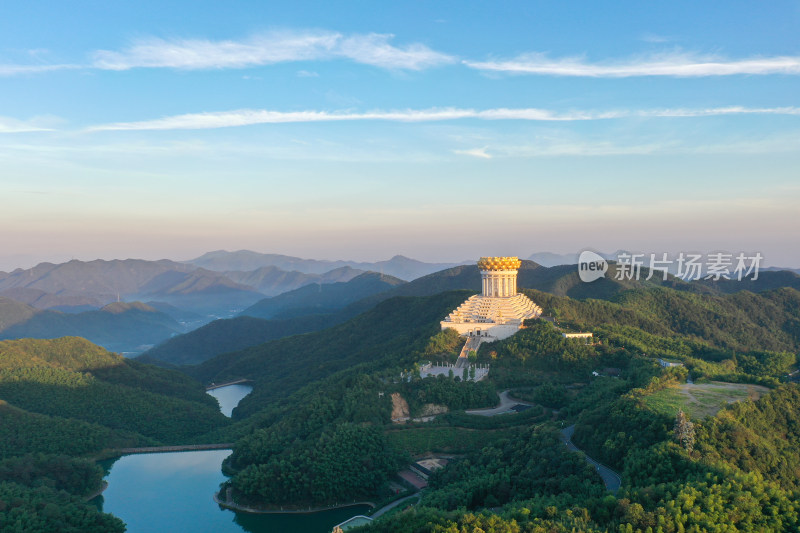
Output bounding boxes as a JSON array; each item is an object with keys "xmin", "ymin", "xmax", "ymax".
[{"xmin": 2, "ymin": 246, "xmax": 797, "ymax": 274}]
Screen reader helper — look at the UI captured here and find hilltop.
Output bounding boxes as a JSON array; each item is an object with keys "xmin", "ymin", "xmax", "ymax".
[{"xmin": 143, "ymin": 260, "xmax": 800, "ymax": 366}]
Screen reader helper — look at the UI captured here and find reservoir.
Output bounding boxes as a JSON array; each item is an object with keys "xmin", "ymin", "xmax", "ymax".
[
  {"xmin": 95, "ymin": 384, "xmax": 370, "ymax": 532},
  {"xmin": 207, "ymin": 383, "xmax": 254, "ymax": 417}
]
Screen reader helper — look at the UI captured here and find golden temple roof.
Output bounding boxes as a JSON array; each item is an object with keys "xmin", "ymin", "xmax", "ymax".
[{"xmin": 477, "ymin": 256, "xmax": 521, "ymax": 271}]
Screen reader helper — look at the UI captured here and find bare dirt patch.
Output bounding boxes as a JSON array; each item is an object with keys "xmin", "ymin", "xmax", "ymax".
[{"xmin": 391, "ymin": 392, "xmax": 410, "ymax": 423}]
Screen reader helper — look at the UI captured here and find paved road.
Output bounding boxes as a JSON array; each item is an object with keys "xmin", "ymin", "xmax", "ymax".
[
  {"xmin": 560, "ymin": 425, "xmax": 621, "ymax": 493},
  {"xmin": 117, "ymin": 443, "xmax": 233, "ymax": 454},
  {"xmin": 206, "ymin": 378, "xmax": 252, "ymax": 391},
  {"xmin": 371, "ymin": 493, "xmax": 422, "ymax": 518},
  {"xmin": 465, "ymin": 390, "xmax": 532, "ymax": 417}
]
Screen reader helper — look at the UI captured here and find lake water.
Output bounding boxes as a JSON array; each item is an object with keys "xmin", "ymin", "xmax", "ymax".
[
  {"xmin": 207, "ymin": 383, "xmax": 254, "ymax": 417},
  {"xmin": 95, "ymin": 384, "xmax": 370, "ymax": 532}
]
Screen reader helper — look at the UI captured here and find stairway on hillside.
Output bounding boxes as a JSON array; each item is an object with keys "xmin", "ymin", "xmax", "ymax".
[{"xmin": 456, "ymin": 336, "xmax": 482, "ymax": 368}]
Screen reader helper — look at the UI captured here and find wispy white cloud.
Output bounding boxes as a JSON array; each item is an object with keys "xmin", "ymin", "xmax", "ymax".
[
  {"xmin": 0, "ymin": 116, "xmax": 58, "ymax": 133},
  {"xmin": 486, "ymin": 141, "xmax": 668, "ymax": 158},
  {"xmin": 334, "ymin": 33, "xmax": 453, "ymax": 70},
  {"xmin": 465, "ymin": 51, "xmax": 800, "ymax": 77},
  {"xmin": 86, "ymin": 105, "xmax": 800, "ymax": 131},
  {"xmin": 637, "ymin": 106, "xmax": 800, "ymax": 117},
  {"xmin": 91, "ymin": 31, "xmax": 454, "ymax": 71},
  {"xmin": 0, "ymin": 63, "xmax": 79, "ymax": 76},
  {"xmin": 453, "ymin": 147, "xmax": 492, "ymax": 159}
]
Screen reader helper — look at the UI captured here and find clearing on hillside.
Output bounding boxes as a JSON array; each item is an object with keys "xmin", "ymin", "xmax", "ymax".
[{"xmin": 644, "ymin": 381, "xmax": 770, "ymax": 419}]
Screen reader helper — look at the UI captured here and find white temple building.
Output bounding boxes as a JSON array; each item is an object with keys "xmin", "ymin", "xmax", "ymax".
[{"xmin": 440, "ymin": 257, "xmax": 542, "ymax": 341}]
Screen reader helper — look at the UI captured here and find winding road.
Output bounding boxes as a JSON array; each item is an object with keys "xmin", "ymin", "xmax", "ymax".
[
  {"xmin": 371, "ymin": 493, "xmax": 422, "ymax": 518},
  {"xmin": 465, "ymin": 390, "xmax": 532, "ymax": 416},
  {"xmin": 560, "ymin": 425, "xmax": 621, "ymax": 493}
]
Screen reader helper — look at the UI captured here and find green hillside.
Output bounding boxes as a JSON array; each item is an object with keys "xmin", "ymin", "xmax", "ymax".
[
  {"xmin": 528, "ymin": 286, "xmax": 800, "ymax": 354},
  {"xmin": 143, "ymin": 261, "xmax": 800, "ymax": 367},
  {"xmin": 0, "ymin": 337, "xmax": 228, "ymax": 445},
  {"xmin": 172, "ymin": 280, "xmax": 800, "ymax": 516},
  {"xmin": 6, "ymin": 273, "xmax": 800, "ymax": 530},
  {"xmin": 0, "ymin": 336, "xmax": 121, "ymax": 371},
  {"xmin": 188, "ymin": 291, "xmax": 471, "ymax": 415},
  {"xmin": 143, "ymin": 314, "xmax": 341, "ymax": 366},
  {"xmin": 0, "ymin": 301, "xmax": 184, "ymax": 353},
  {"xmin": 240, "ymin": 271, "xmax": 406, "ymax": 319}
]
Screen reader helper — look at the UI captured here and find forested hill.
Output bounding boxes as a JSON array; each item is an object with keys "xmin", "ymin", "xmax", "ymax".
[
  {"xmin": 142, "ymin": 261, "xmax": 800, "ymax": 367},
  {"xmin": 0, "ymin": 336, "xmax": 121, "ymax": 371},
  {"xmin": 141, "ymin": 314, "xmax": 341, "ymax": 366},
  {"xmin": 186, "ymin": 291, "xmax": 472, "ymax": 416},
  {"xmin": 240, "ymin": 271, "xmax": 406, "ymax": 320},
  {"xmin": 0, "ymin": 336, "xmax": 236, "ymax": 532},
  {"xmin": 186, "ymin": 285, "xmax": 800, "ymax": 419},
  {"xmin": 0, "ymin": 299, "xmax": 183, "ymax": 353},
  {"xmin": 190, "ymin": 272, "xmax": 800, "ymax": 525},
  {"xmin": 371, "ymin": 259, "xmax": 800, "ymax": 300},
  {"xmin": 0, "ymin": 337, "xmax": 229, "ymax": 448},
  {"xmin": 528, "ymin": 286, "xmax": 800, "ymax": 355}
]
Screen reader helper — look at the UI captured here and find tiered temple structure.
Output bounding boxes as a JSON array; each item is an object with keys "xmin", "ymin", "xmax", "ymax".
[{"xmin": 440, "ymin": 257, "xmax": 542, "ymax": 340}]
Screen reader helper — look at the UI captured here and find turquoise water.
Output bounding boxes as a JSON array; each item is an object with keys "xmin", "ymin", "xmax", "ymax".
[{"xmin": 95, "ymin": 384, "xmax": 370, "ymax": 532}]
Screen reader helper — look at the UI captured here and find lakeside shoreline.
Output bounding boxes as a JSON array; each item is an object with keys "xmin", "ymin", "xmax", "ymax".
[
  {"xmin": 85, "ymin": 480, "xmax": 109, "ymax": 502},
  {"xmin": 213, "ymin": 490, "xmax": 376, "ymax": 515}
]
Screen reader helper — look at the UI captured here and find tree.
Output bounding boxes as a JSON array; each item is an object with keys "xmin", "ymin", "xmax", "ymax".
[{"xmin": 674, "ymin": 409, "xmax": 695, "ymax": 453}]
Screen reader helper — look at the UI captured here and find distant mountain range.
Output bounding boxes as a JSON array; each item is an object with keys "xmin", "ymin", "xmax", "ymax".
[
  {"xmin": 3, "ymin": 251, "xmax": 797, "ymax": 358},
  {"xmin": 0, "ymin": 253, "xmax": 463, "ymax": 350},
  {"xmin": 0, "ymin": 259, "xmax": 261, "ymax": 316},
  {"xmin": 186, "ymin": 250, "xmax": 467, "ymax": 280},
  {"xmin": 0, "ymin": 253, "xmax": 468, "ymax": 318},
  {"xmin": 222, "ymin": 265, "xmax": 365, "ymax": 296}
]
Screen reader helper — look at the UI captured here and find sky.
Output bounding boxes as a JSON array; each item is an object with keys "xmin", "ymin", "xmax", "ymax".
[{"xmin": 1, "ymin": 1, "xmax": 799, "ymax": 271}]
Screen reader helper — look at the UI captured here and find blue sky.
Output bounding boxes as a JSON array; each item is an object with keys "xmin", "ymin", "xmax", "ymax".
[{"xmin": 1, "ymin": 1, "xmax": 799, "ymax": 270}]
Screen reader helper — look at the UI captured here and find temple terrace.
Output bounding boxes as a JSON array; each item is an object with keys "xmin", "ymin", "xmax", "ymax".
[{"xmin": 440, "ymin": 257, "xmax": 542, "ymax": 341}]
